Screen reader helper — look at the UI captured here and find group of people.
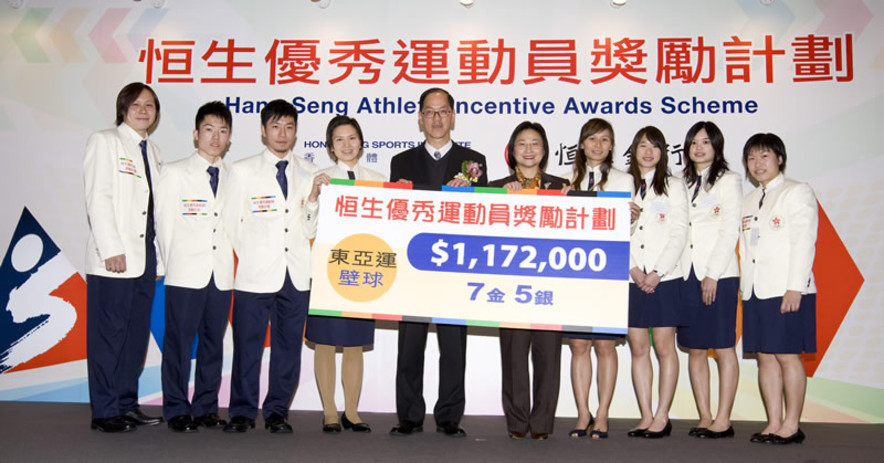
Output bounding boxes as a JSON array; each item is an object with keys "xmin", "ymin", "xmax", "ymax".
[{"xmin": 83, "ymin": 83, "xmax": 817, "ymax": 446}]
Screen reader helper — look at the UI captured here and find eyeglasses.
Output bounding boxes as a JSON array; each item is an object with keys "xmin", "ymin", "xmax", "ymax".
[{"xmin": 420, "ymin": 108, "xmax": 453, "ymax": 118}]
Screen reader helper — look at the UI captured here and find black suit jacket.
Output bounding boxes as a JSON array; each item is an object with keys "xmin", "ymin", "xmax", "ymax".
[
  {"xmin": 488, "ymin": 172, "xmax": 569, "ymax": 190},
  {"xmin": 390, "ymin": 142, "xmax": 488, "ymax": 188}
]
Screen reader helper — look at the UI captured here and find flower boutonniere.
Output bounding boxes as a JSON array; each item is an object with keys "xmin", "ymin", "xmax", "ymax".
[{"xmin": 454, "ymin": 160, "xmax": 483, "ymax": 185}]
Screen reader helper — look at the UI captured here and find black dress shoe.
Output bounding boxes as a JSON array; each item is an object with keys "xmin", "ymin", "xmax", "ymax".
[
  {"xmin": 697, "ymin": 426, "xmax": 735, "ymax": 439},
  {"xmin": 643, "ymin": 420, "xmax": 672, "ymax": 439},
  {"xmin": 168, "ymin": 415, "xmax": 198, "ymax": 433},
  {"xmin": 389, "ymin": 420, "xmax": 423, "ymax": 436},
  {"xmin": 265, "ymin": 413, "xmax": 293, "ymax": 433},
  {"xmin": 194, "ymin": 413, "xmax": 227, "ymax": 429},
  {"xmin": 341, "ymin": 412, "xmax": 371, "ymax": 433},
  {"xmin": 436, "ymin": 421, "xmax": 466, "ymax": 437},
  {"xmin": 91, "ymin": 416, "xmax": 136, "ymax": 433},
  {"xmin": 750, "ymin": 432, "xmax": 771, "ymax": 443},
  {"xmin": 223, "ymin": 416, "xmax": 255, "ymax": 433},
  {"xmin": 508, "ymin": 431, "xmax": 526, "ymax": 439},
  {"xmin": 627, "ymin": 427, "xmax": 648, "ymax": 437},
  {"xmin": 123, "ymin": 407, "xmax": 163, "ymax": 426},
  {"xmin": 531, "ymin": 432, "xmax": 549, "ymax": 441},
  {"xmin": 767, "ymin": 428, "xmax": 805, "ymax": 445},
  {"xmin": 688, "ymin": 426, "xmax": 707, "ymax": 437}
]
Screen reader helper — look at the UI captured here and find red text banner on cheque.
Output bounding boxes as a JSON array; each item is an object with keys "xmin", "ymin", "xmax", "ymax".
[{"xmin": 309, "ymin": 180, "xmax": 631, "ymax": 334}]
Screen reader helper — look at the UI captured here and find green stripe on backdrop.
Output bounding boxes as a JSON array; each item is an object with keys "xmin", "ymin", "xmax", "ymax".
[{"xmin": 807, "ymin": 376, "xmax": 884, "ymax": 423}]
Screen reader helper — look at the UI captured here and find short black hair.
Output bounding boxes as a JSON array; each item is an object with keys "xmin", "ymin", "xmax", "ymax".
[
  {"xmin": 260, "ymin": 99, "xmax": 298, "ymax": 126},
  {"xmin": 115, "ymin": 82, "xmax": 159, "ymax": 126},
  {"xmin": 195, "ymin": 101, "xmax": 232, "ymax": 131},
  {"xmin": 506, "ymin": 121, "xmax": 549, "ymax": 171},
  {"xmin": 325, "ymin": 115, "xmax": 364, "ymax": 162},
  {"xmin": 742, "ymin": 132, "xmax": 787, "ymax": 177},
  {"xmin": 418, "ymin": 88, "xmax": 454, "ymax": 111}
]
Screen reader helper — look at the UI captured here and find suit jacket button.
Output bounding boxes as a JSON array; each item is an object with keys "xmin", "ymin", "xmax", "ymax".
[
  {"xmin": 213, "ymin": 245, "xmax": 217, "ymax": 250},
  {"xmin": 284, "ymin": 228, "xmax": 289, "ymax": 232},
  {"xmin": 285, "ymin": 247, "xmax": 289, "ymax": 252},
  {"xmin": 639, "ymin": 226, "xmax": 643, "ymax": 230},
  {"xmin": 142, "ymin": 211, "xmax": 147, "ymax": 215},
  {"xmin": 690, "ymin": 244, "xmax": 693, "ymax": 248},
  {"xmin": 752, "ymin": 259, "xmax": 755, "ymax": 263},
  {"xmin": 640, "ymin": 244, "xmax": 645, "ymax": 249},
  {"xmin": 139, "ymin": 234, "xmax": 145, "ymax": 238},
  {"xmin": 692, "ymin": 203, "xmax": 697, "ymax": 208},
  {"xmin": 285, "ymin": 208, "xmax": 290, "ymax": 213},
  {"xmin": 214, "ymin": 212, "xmax": 218, "ymax": 217}
]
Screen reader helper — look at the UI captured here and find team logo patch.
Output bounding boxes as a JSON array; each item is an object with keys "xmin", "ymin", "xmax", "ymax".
[{"xmin": 117, "ymin": 156, "xmax": 140, "ymax": 178}]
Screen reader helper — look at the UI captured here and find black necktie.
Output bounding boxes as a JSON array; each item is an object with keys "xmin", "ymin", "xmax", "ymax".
[
  {"xmin": 640, "ymin": 179, "xmax": 647, "ymax": 199},
  {"xmin": 347, "ymin": 170, "xmax": 356, "ymax": 180},
  {"xmin": 139, "ymin": 140, "xmax": 155, "ymax": 236},
  {"xmin": 759, "ymin": 188, "xmax": 766, "ymax": 209},
  {"xmin": 433, "ymin": 151, "xmax": 442, "ymax": 160},
  {"xmin": 207, "ymin": 166, "xmax": 219, "ymax": 197},
  {"xmin": 587, "ymin": 171, "xmax": 595, "ymax": 190},
  {"xmin": 691, "ymin": 178, "xmax": 701, "ymax": 202},
  {"xmin": 276, "ymin": 160, "xmax": 288, "ymax": 199}
]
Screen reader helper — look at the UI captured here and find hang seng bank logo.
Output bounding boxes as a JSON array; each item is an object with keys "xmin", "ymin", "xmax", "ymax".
[{"xmin": 0, "ymin": 208, "xmax": 87, "ymax": 374}]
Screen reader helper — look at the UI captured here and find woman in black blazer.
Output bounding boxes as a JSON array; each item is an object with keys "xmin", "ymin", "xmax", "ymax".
[{"xmin": 490, "ymin": 121, "xmax": 568, "ymax": 440}]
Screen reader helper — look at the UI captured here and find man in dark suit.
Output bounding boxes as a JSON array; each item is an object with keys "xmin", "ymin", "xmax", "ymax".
[{"xmin": 389, "ymin": 88, "xmax": 487, "ymax": 438}]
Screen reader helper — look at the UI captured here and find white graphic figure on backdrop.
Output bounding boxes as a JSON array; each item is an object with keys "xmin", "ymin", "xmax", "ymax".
[{"xmin": 0, "ymin": 233, "xmax": 77, "ymax": 371}]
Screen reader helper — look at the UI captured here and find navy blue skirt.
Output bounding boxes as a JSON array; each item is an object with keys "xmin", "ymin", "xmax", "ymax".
[
  {"xmin": 305, "ymin": 315, "xmax": 375, "ymax": 347},
  {"xmin": 742, "ymin": 293, "xmax": 817, "ymax": 354},
  {"xmin": 628, "ymin": 278, "xmax": 684, "ymax": 328},
  {"xmin": 677, "ymin": 269, "xmax": 738, "ymax": 349}
]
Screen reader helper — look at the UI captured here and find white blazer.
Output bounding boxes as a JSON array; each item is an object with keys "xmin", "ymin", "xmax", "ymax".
[
  {"xmin": 740, "ymin": 174, "xmax": 817, "ymax": 300},
  {"xmin": 677, "ymin": 169, "xmax": 742, "ymax": 281},
  {"xmin": 224, "ymin": 150, "xmax": 319, "ymax": 293},
  {"xmin": 319, "ymin": 161, "xmax": 386, "ymax": 183},
  {"xmin": 83, "ymin": 124, "xmax": 163, "ymax": 278},
  {"xmin": 582, "ymin": 165, "xmax": 635, "ymax": 195},
  {"xmin": 630, "ymin": 171, "xmax": 689, "ymax": 282},
  {"xmin": 155, "ymin": 152, "xmax": 234, "ymax": 290}
]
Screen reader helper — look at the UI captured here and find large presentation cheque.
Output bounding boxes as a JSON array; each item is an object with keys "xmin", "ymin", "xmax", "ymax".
[{"xmin": 309, "ymin": 180, "xmax": 631, "ymax": 334}]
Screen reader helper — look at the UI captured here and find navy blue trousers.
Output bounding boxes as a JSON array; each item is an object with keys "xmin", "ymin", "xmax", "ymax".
[
  {"xmin": 86, "ymin": 245, "xmax": 156, "ymax": 420},
  {"xmin": 228, "ymin": 273, "xmax": 308, "ymax": 420},
  {"xmin": 161, "ymin": 277, "xmax": 231, "ymax": 419}
]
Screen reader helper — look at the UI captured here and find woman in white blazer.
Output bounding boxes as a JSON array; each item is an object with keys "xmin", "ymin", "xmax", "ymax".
[
  {"xmin": 305, "ymin": 116, "xmax": 385, "ymax": 434},
  {"xmin": 565, "ymin": 118, "xmax": 634, "ymax": 439},
  {"xmin": 676, "ymin": 122, "xmax": 741, "ymax": 439},
  {"xmin": 740, "ymin": 133, "xmax": 817, "ymax": 445},
  {"xmin": 626, "ymin": 126, "xmax": 689, "ymax": 439},
  {"xmin": 83, "ymin": 82, "xmax": 164, "ymax": 432}
]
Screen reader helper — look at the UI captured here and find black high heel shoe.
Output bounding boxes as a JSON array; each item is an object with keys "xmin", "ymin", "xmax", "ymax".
[
  {"xmin": 568, "ymin": 413, "xmax": 594, "ymax": 438},
  {"xmin": 341, "ymin": 412, "xmax": 371, "ymax": 433},
  {"xmin": 642, "ymin": 420, "xmax": 672, "ymax": 439}
]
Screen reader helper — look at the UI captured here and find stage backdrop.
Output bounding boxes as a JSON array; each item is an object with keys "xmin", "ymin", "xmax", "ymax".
[{"xmin": 0, "ymin": 0, "xmax": 881, "ymax": 424}]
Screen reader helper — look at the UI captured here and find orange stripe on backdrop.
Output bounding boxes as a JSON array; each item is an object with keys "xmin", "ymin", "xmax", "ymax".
[{"xmin": 803, "ymin": 203, "xmax": 863, "ymax": 377}]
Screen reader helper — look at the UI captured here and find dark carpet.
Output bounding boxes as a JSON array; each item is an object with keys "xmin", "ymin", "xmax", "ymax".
[{"xmin": 0, "ymin": 402, "xmax": 881, "ymax": 462}]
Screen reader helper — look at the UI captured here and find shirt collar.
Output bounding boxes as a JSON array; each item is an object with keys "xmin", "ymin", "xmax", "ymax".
[
  {"xmin": 763, "ymin": 173, "xmax": 786, "ymax": 191},
  {"xmin": 119, "ymin": 123, "xmax": 146, "ymax": 144},
  {"xmin": 424, "ymin": 140, "xmax": 453, "ymax": 159},
  {"xmin": 263, "ymin": 148, "xmax": 292, "ymax": 165}
]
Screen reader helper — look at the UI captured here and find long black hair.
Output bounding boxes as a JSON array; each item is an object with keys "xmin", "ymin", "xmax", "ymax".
[
  {"xmin": 571, "ymin": 118, "xmax": 615, "ymax": 191},
  {"xmin": 628, "ymin": 126, "xmax": 670, "ymax": 197}
]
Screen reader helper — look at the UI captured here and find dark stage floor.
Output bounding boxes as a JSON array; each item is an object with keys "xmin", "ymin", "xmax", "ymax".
[{"xmin": 1, "ymin": 402, "xmax": 881, "ymax": 462}]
